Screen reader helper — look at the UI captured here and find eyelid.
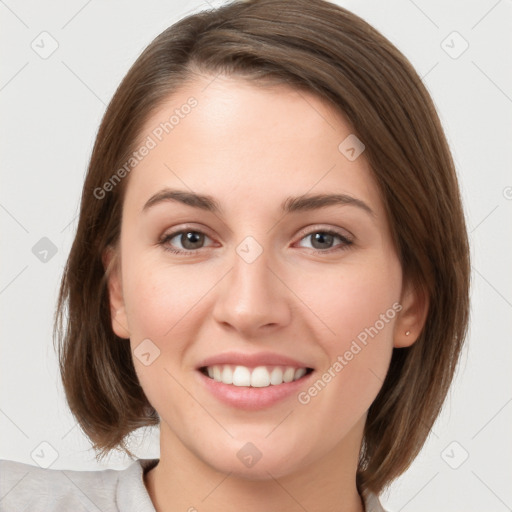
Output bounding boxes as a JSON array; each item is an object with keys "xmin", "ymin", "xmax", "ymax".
[
  {"xmin": 160, "ymin": 223, "xmax": 353, "ymax": 243},
  {"xmin": 157, "ymin": 224, "xmax": 218, "ymax": 253},
  {"xmin": 294, "ymin": 224, "xmax": 354, "ymax": 243},
  {"xmin": 160, "ymin": 223, "xmax": 215, "ymax": 240}
]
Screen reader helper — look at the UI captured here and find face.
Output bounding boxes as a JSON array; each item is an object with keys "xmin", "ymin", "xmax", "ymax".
[{"xmin": 106, "ymin": 75, "xmax": 419, "ymax": 479}]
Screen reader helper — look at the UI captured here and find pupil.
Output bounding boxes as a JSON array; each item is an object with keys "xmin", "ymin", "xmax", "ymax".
[
  {"xmin": 312, "ymin": 232, "xmax": 333, "ymax": 249},
  {"xmin": 183, "ymin": 231, "xmax": 203, "ymax": 249}
]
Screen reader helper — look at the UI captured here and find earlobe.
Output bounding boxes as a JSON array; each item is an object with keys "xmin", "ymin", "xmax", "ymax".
[
  {"xmin": 394, "ymin": 280, "xmax": 429, "ymax": 348},
  {"xmin": 103, "ymin": 246, "xmax": 130, "ymax": 339}
]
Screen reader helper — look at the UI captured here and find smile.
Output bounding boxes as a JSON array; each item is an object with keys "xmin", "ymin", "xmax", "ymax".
[{"xmin": 200, "ymin": 365, "xmax": 313, "ymax": 387}]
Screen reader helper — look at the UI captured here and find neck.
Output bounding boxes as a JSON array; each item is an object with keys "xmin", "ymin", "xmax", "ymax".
[{"xmin": 144, "ymin": 419, "xmax": 366, "ymax": 512}]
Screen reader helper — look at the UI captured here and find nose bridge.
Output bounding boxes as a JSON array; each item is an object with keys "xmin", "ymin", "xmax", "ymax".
[{"xmin": 212, "ymin": 235, "xmax": 291, "ymax": 335}]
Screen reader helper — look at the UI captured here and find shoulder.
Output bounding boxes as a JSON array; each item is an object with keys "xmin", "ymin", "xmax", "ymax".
[{"xmin": 0, "ymin": 458, "xmax": 158, "ymax": 512}]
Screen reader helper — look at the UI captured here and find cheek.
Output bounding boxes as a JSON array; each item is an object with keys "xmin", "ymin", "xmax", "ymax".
[
  {"xmin": 295, "ymin": 256, "xmax": 402, "ymax": 348},
  {"xmin": 121, "ymin": 255, "xmax": 221, "ymax": 394},
  {"xmin": 121, "ymin": 258, "xmax": 203, "ymax": 415},
  {"xmin": 122, "ymin": 256, "xmax": 208, "ymax": 340},
  {"xmin": 293, "ymin": 257, "xmax": 401, "ymax": 413}
]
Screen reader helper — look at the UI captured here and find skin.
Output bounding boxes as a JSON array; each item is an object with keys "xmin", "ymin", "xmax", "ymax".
[{"xmin": 105, "ymin": 75, "xmax": 427, "ymax": 512}]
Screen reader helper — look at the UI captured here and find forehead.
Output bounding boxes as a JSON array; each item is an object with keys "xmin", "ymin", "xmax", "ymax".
[{"xmin": 124, "ymin": 75, "xmax": 383, "ymax": 217}]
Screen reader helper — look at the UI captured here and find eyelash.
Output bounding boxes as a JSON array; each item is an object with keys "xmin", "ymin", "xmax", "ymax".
[{"xmin": 158, "ymin": 226, "xmax": 354, "ymax": 256}]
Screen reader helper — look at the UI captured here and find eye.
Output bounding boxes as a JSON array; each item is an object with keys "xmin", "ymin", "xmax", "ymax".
[
  {"xmin": 158, "ymin": 227, "xmax": 353, "ymax": 255},
  {"xmin": 296, "ymin": 229, "xmax": 353, "ymax": 252},
  {"xmin": 158, "ymin": 229, "xmax": 214, "ymax": 254}
]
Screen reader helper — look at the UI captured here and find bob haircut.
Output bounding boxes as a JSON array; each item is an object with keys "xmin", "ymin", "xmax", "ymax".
[{"xmin": 54, "ymin": 0, "xmax": 470, "ymax": 496}]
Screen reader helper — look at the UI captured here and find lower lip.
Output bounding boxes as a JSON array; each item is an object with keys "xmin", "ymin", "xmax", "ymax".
[{"xmin": 197, "ymin": 370, "xmax": 314, "ymax": 410}]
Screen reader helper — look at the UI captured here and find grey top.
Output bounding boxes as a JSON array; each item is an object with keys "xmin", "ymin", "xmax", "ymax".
[{"xmin": 0, "ymin": 458, "xmax": 387, "ymax": 511}]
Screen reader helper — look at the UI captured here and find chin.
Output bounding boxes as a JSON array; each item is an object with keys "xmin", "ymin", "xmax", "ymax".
[{"xmin": 194, "ymin": 435, "xmax": 315, "ymax": 481}]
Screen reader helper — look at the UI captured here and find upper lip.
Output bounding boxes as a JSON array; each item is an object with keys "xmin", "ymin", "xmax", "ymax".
[{"xmin": 197, "ymin": 351, "xmax": 313, "ymax": 370}]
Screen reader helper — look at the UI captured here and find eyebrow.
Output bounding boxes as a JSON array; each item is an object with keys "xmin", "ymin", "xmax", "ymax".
[{"xmin": 142, "ymin": 188, "xmax": 374, "ymax": 216}]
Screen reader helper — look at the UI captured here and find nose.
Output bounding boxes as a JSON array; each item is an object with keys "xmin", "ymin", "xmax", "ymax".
[{"xmin": 212, "ymin": 243, "xmax": 292, "ymax": 338}]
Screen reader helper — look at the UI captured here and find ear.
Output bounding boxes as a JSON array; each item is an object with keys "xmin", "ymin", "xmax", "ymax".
[
  {"xmin": 102, "ymin": 246, "xmax": 130, "ymax": 339},
  {"xmin": 394, "ymin": 278, "xmax": 429, "ymax": 348}
]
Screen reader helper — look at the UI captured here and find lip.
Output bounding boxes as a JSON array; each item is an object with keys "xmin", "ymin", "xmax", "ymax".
[
  {"xmin": 196, "ymin": 351, "xmax": 313, "ymax": 370},
  {"xmin": 197, "ymin": 369, "xmax": 314, "ymax": 410}
]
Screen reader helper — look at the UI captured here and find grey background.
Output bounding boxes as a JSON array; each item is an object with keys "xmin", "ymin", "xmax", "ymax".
[{"xmin": 1, "ymin": 0, "xmax": 511, "ymax": 510}]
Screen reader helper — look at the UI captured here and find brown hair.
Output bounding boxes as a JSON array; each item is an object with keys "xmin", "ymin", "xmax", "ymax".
[{"xmin": 54, "ymin": 0, "xmax": 470, "ymax": 495}]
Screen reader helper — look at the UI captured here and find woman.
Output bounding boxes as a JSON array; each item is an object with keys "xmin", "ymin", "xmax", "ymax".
[{"xmin": 0, "ymin": 0, "xmax": 470, "ymax": 510}]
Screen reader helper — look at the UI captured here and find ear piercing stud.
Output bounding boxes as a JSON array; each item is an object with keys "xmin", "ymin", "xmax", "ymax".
[{"xmin": 405, "ymin": 330, "xmax": 411, "ymax": 336}]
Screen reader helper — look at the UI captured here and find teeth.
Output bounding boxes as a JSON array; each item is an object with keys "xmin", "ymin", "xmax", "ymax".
[
  {"xmin": 269, "ymin": 367, "xmax": 283, "ymax": 385},
  {"xmin": 221, "ymin": 365, "xmax": 233, "ymax": 385},
  {"xmin": 204, "ymin": 365, "xmax": 309, "ymax": 387},
  {"xmin": 213, "ymin": 366, "xmax": 222, "ymax": 382},
  {"xmin": 283, "ymin": 367, "xmax": 295, "ymax": 383},
  {"xmin": 232, "ymin": 366, "xmax": 251, "ymax": 386},
  {"xmin": 251, "ymin": 366, "xmax": 270, "ymax": 388},
  {"xmin": 294, "ymin": 368, "xmax": 307, "ymax": 380}
]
